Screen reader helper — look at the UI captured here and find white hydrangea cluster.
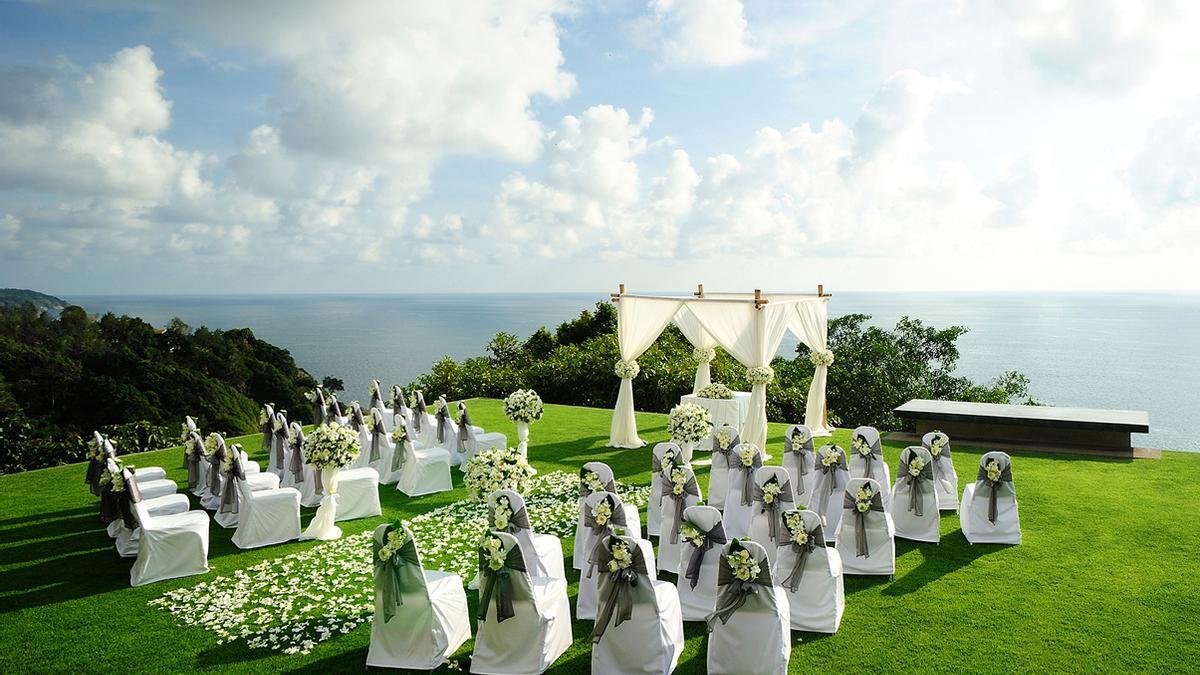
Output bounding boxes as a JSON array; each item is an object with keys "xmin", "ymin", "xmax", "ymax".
[
  {"xmin": 667, "ymin": 403, "xmax": 713, "ymax": 444},
  {"xmin": 809, "ymin": 349, "xmax": 835, "ymax": 367},
  {"xmin": 463, "ymin": 447, "xmax": 535, "ymax": 500},
  {"xmin": 303, "ymin": 424, "xmax": 360, "ymax": 470},
  {"xmin": 854, "ymin": 483, "xmax": 875, "ymax": 512},
  {"xmin": 503, "ymin": 389, "xmax": 544, "ymax": 423},
  {"xmin": 745, "ymin": 365, "xmax": 775, "ymax": 385},
  {"xmin": 613, "ymin": 360, "xmax": 640, "ymax": 379},
  {"xmin": 390, "ymin": 424, "xmax": 408, "ymax": 446},
  {"xmin": 695, "ymin": 383, "xmax": 734, "ymax": 399},
  {"xmin": 692, "ymin": 346, "xmax": 716, "ymax": 363}
]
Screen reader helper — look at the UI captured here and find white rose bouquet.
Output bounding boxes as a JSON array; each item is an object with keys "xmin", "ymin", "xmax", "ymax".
[
  {"xmin": 613, "ymin": 360, "xmax": 640, "ymax": 380},
  {"xmin": 463, "ymin": 447, "xmax": 535, "ymax": 500},
  {"xmin": 692, "ymin": 346, "xmax": 716, "ymax": 363},
  {"xmin": 667, "ymin": 403, "xmax": 713, "ymax": 445},
  {"xmin": 696, "ymin": 383, "xmax": 734, "ymax": 400},
  {"xmin": 854, "ymin": 483, "xmax": 875, "ymax": 512},
  {"xmin": 986, "ymin": 459, "xmax": 1002, "ymax": 482},
  {"xmin": 481, "ymin": 535, "xmax": 507, "ymax": 571},
  {"xmin": 669, "ymin": 467, "xmax": 690, "ymax": 495},
  {"xmin": 390, "ymin": 424, "xmax": 409, "ymax": 446},
  {"xmin": 203, "ymin": 432, "xmax": 221, "ymax": 457},
  {"xmin": 745, "ymin": 365, "xmax": 775, "ymax": 385},
  {"xmin": 582, "ymin": 469, "xmax": 607, "ymax": 495},
  {"xmin": 761, "ymin": 479, "xmax": 782, "ymax": 504},
  {"xmin": 714, "ymin": 429, "xmax": 733, "ymax": 450},
  {"xmin": 726, "ymin": 545, "xmax": 761, "ymax": 581},
  {"xmin": 503, "ymin": 389, "xmax": 544, "ymax": 424},
  {"xmin": 303, "ymin": 423, "xmax": 361, "ymax": 470},
  {"xmin": 819, "ymin": 445, "xmax": 841, "ymax": 468},
  {"xmin": 929, "ymin": 431, "xmax": 947, "ymax": 457},
  {"xmin": 679, "ymin": 521, "xmax": 705, "ymax": 548},
  {"xmin": 852, "ymin": 435, "xmax": 872, "ymax": 457},
  {"xmin": 591, "ymin": 499, "xmax": 613, "ymax": 526},
  {"xmin": 809, "ymin": 349, "xmax": 835, "ymax": 367}
]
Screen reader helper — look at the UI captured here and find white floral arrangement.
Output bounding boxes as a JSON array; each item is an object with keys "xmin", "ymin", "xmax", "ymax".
[
  {"xmin": 737, "ymin": 444, "xmax": 757, "ymax": 467},
  {"xmin": 854, "ymin": 483, "xmax": 875, "ymax": 512},
  {"xmin": 223, "ymin": 444, "xmax": 242, "ymax": 473},
  {"xmin": 986, "ymin": 459, "xmax": 1002, "ymax": 482},
  {"xmin": 582, "ymin": 469, "xmax": 608, "ymax": 494},
  {"xmin": 695, "ymin": 383, "xmax": 734, "ymax": 399},
  {"xmin": 591, "ymin": 498, "xmax": 613, "ymax": 526},
  {"xmin": 463, "ymin": 447, "xmax": 534, "ymax": 500},
  {"xmin": 203, "ymin": 432, "xmax": 221, "ymax": 457},
  {"xmin": 179, "ymin": 422, "xmax": 193, "ymax": 444},
  {"xmin": 303, "ymin": 423, "xmax": 361, "ymax": 470},
  {"xmin": 377, "ymin": 523, "xmax": 409, "ymax": 563},
  {"xmin": 272, "ymin": 413, "xmax": 287, "ymax": 433},
  {"xmin": 99, "ymin": 460, "xmax": 126, "ymax": 492},
  {"xmin": 492, "ymin": 495, "xmax": 513, "ymax": 530},
  {"xmin": 390, "ymin": 424, "xmax": 408, "ymax": 446},
  {"xmin": 87, "ymin": 435, "xmax": 106, "ymax": 461},
  {"xmin": 819, "ymin": 445, "xmax": 841, "ymax": 467},
  {"xmin": 258, "ymin": 405, "xmax": 273, "ymax": 426},
  {"xmin": 852, "ymin": 435, "xmax": 872, "ymax": 457},
  {"xmin": 606, "ymin": 539, "xmax": 634, "ymax": 573},
  {"xmin": 668, "ymin": 467, "xmax": 690, "ymax": 495},
  {"xmin": 432, "ymin": 398, "xmax": 447, "ymax": 415},
  {"xmin": 908, "ymin": 455, "xmax": 927, "ymax": 477},
  {"xmin": 745, "ymin": 365, "xmax": 775, "ymax": 385},
  {"xmin": 692, "ymin": 346, "xmax": 716, "ymax": 363},
  {"xmin": 503, "ymin": 389, "xmax": 544, "ymax": 424},
  {"xmin": 929, "ymin": 431, "xmax": 948, "ymax": 456},
  {"xmin": 790, "ymin": 427, "xmax": 809, "ymax": 446},
  {"xmin": 726, "ymin": 545, "xmax": 761, "ymax": 581},
  {"xmin": 481, "ymin": 535, "xmax": 507, "ymax": 571},
  {"xmin": 613, "ymin": 359, "xmax": 640, "ymax": 379},
  {"xmin": 809, "ymin": 348, "xmax": 835, "ymax": 367},
  {"xmin": 304, "ymin": 390, "xmax": 318, "ymax": 403},
  {"xmin": 785, "ymin": 512, "xmax": 808, "ymax": 546},
  {"xmin": 679, "ymin": 521, "xmax": 705, "ymax": 548},
  {"xmin": 714, "ymin": 428, "xmax": 733, "ymax": 450},
  {"xmin": 761, "ymin": 479, "xmax": 782, "ymax": 504},
  {"xmin": 667, "ymin": 403, "xmax": 713, "ymax": 445}
]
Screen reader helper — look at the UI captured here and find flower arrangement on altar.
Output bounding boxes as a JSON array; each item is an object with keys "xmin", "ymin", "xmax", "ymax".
[
  {"xmin": 667, "ymin": 403, "xmax": 712, "ymax": 445},
  {"xmin": 304, "ymin": 423, "xmax": 360, "ymax": 470},
  {"xmin": 809, "ymin": 349, "xmax": 835, "ymax": 367},
  {"xmin": 463, "ymin": 447, "xmax": 534, "ymax": 500},
  {"xmin": 745, "ymin": 365, "xmax": 775, "ymax": 385},
  {"xmin": 613, "ymin": 359, "xmax": 640, "ymax": 379},
  {"xmin": 692, "ymin": 346, "xmax": 716, "ymax": 363},
  {"xmin": 696, "ymin": 383, "xmax": 734, "ymax": 399},
  {"xmin": 726, "ymin": 542, "xmax": 760, "ymax": 581},
  {"xmin": 503, "ymin": 389, "xmax": 544, "ymax": 423}
]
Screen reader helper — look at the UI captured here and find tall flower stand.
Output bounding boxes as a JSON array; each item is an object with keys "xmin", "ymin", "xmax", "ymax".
[
  {"xmin": 680, "ymin": 440, "xmax": 696, "ymax": 463},
  {"xmin": 301, "ymin": 467, "xmax": 342, "ymax": 541},
  {"xmin": 516, "ymin": 421, "xmax": 530, "ymax": 457}
]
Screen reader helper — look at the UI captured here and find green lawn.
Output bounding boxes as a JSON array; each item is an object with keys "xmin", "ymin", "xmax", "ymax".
[{"xmin": 2, "ymin": 398, "xmax": 1199, "ymax": 673}]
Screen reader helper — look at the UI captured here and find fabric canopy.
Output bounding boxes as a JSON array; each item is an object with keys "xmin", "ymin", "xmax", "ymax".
[{"xmin": 606, "ymin": 291, "xmax": 832, "ymax": 450}]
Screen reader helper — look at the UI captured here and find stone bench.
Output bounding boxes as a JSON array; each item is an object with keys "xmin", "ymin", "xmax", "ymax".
[{"xmin": 891, "ymin": 399, "xmax": 1156, "ymax": 459}]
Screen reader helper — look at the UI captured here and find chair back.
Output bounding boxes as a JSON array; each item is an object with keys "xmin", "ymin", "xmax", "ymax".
[
  {"xmin": 974, "ymin": 451, "xmax": 1016, "ymax": 496},
  {"xmin": 921, "ymin": 430, "xmax": 952, "ymax": 458},
  {"xmin": 784, "ymin": 424, "xmax": 814, "ymax": 454},
  {"xmin": 711, "ymin": 425, "xmax": 740, "ymax": 465},
  {"xmin": 486, "ymin": 489, "xmax": 533, "ymax": 533},
  {"xmin": 683, "ymin": 505, "xmax": 722, "ymax": 531},
  {"xmin": 580, "ymin": 462, "xmax": 617, "ymax": 499},
  {"xmin": 652, "ymin": 442, "xmax": 683, "ymax": 473},
  {"xmin": 476, "ymin": 531, "xmax": 536, "ymax": 622}
]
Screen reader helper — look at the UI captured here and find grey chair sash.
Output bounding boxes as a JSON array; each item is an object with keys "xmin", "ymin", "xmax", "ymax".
[
  {"xmin": 737, "ymin": 451, "xmax": 764, "ymax": 506},
  {"xmin": 373, "ymin": 525, "xmax": 421, "ymax": 623},
  {"xmin": 219, "ymin": 454, "xmax": 247, "ymax": 515},
  {"xmin": 706, "ymin": 545, "xmax": 773, "ymax": 630},
  {"xmin": 584, "ymin": 498, "xmax": 628, "ymax": 578},
  {"xmin": 260, "ymin": 405, "xmax": 274, "ymax": 451},
  {"xmin": 854, "ymin": 433, "xmax": 881, "ymax": 478},
  {"xmin": 650, "ymin": 449, "xmax": 678, "ymax": 474},
  {"xmin": 390, "ymin": 434, "xmax": 408, "ymax": 474},
  {"xmin": 369, "ymin": 423, "xmax": 385, "ymax": 463},
  {"xmin": 208, "ymin": 441, "xmax": 227, "ymax": 496},
  {"xmin": 589, "ymin": 538, "xmax": 651, "ymax": 643},
  {"xmin": 977, "ymin": 463, "xmax": 1014, "ymax": 524},
  {"xmin": 684, "ymin": 521, "xmax": 728, "ymax": 589},
  {"xmin": 477, "ymin": 541, "xmax": 527, "ymax": 623},
  {"xmin": 457, "ymin": 403, "xmax": 473, "ymax": 455},
  {"xmin": 435, "ymin": 406, "xmax": 450, "ymax": 444},
  {"xmin": 370, "ymin": 383, "xmax": 383, "ymax": 411},
  {"xmin": 781, "ymin": 524, "xmax": 825, "ymax": 592},
  {"xmin": 413, "ymin": 395, "xmax": 426, "ymax": 434},
  {"xmin": 899, "ymin": 456, "xmax": 934, "ymax": 517},
  {"xmin": 328, "ymin": 397, "xmax": 343, "ymax": 420},
  {"xmin": 924, "ymin": 433, "xmax": 953, "ymax": 458},
  {"xmin": 818, "ymin": 447, "xmax": 849, "ymax": 499},
  {"xmin": 751, "ymin": 478, "xmax": 795, "ymax": 543},
  {"xmin": 350, "ymin": 405, "xmax": 366, "ymax": 434},
  {"xmin": 288, "ymin": 426, "xmax": 306, "ymax": 483},
  {"xmin": 117, "ymin": 469, "xmax": 144, "ymax": 530},
  {"xmin": 712, "ymin": 431, "xmax": 740, "ymax": 467},
  {"xmin": 314, "ymin": 389, "xmax": 327, "ymax": 425},
  {"xmin": 579, "ymin": 468, "xmax": 617, "ymax": 500},
  {"xmin": 185, "ymin": 432, "xmax": 204, "ymax": 490},
  {"xmin": 488, "ymin": 502, "xmax": 532, "ymax": 534},
  {"xmin": 842, "ymin": 490, "xmax": 885, "ymax": 557},
  {"xmin": 273, "ymin": 419, "xmax": 288, "ymax": 469},
  {"xmin": 661, "ymin": 474, "xmax": 701, "ymax": 544}
]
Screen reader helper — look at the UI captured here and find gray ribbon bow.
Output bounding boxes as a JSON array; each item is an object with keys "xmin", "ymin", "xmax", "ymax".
[
  {"xmin": 737, "ymin": 449, "xmax": 764, "ymax": 506},
  {"xmin": 435, "ymin": 405, "xmax": 450, "ymax": 444},
  {"xmin": 751, "ymin": 477, "xmax": 795, "ymax": 543},
  {"xmin": 854, "ymin": 432, "xmax": 881, "ymax": 478},
  {"xmin": 260, "ymin": 405, "xmax": 274, "ymax": 451},
  {"xmin": 477, "ymin": 539, "xmax": 527, "ymax": 623},
  {"xmin": 390, "ymin": 426, "xmax": 410, "ymax": 474},
  {"xmin": 712, "ymin": 430, "xmax": 740, "ymax": 468},
  {"xmin": 706, "ymin": 541, "xmax": 772, "ymax": 630},
  {"xmin": 373, "ymin": 524, "xmax": 421, "ymax": 623},
  {"xmin": 288, "ymin": 425, "xmax": 306, "ymax": 483},
  {"xmin": 273, "ymin": 416, "xmax": 288, "ymax": 469},
  {"xmin": 457, "ymin": 403, "xmax": 473, "ymax": 455},
  {"xmin": 818, "ymin": 446, "xmax": 848, "ymax": 500},
  {"xmin": 842, "ymin": 489, "xmax": 885, "ymax": 558},
  {"xmin": 208, "ymin": 439, "xmax": 227, "ymax": 496},
  {"xmin": 413, "ymin": 394, "xmax": 427, "ymax": 434},
  {"xmin": 487, "ymin": 501, "xmax": 532, "ymax": 534},
  {"xmin": 977, "ymin": 462, "xmax": 1014, "ymax": 524},
  {"xmin": 369, "ymin": 414, "xmax": 385, "ymax": 463},
  {"xmin": 684, "ymin": 521, "xmax": 728, "ymax": 589},
  {"xmin": 584, "ymin": 497, "xmax": 628, "ymax": 578},
  {"xmin": 661, "ymin": 472, "xmax": 701, "ymax": 544},
  {"xmin": 589, "ymin": 537, "xmax": 650, "ymax": 643},
  {"xmin": 219, "ymin": 453, "xmax": 247, "ymax": 515},
  {"xmin": 784, "ymin": 428, "xmax": 813, "ymax": 495},
  {"xmin": 781, "ymin": 521, "xmax": 825, "ymax": 592},
  {"xmin": 899, "ymin": 455, "xmax": 934, "ymax": 517}
]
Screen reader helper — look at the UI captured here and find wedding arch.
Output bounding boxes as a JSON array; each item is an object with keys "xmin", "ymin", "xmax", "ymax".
[{"xmin": 607, "ymin": 284, "xmax": 834, "ymax": 451}]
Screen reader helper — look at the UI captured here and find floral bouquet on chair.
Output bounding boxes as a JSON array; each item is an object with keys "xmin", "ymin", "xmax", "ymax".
[{"xmin": 463, "ymin": 447, "xmax": 535, "ymax": 501}]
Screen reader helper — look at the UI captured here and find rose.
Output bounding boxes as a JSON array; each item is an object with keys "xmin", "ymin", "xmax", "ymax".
[
  {"xmin": 493, "ymin": 496, "xmax": 512, "ymax": 530},
  {"xmin": 761, "ymin": 481, "xmax": 781, "ymax": 504},
  {"xmin": 738, "ymin": 445, "xmax": 756, "ymax": 467},
  {"xmin": 482, "ymin": 536, "xmax": 506, "ymax": 571},
  {"xmin": 670, "ymin": 467, "xmax": 689, "ymax": 495},
  {"xmin": 986, "ymin": 459, "xmax": 1002, "ymax": 482},
  {"xmin": 607, "ymin": 541, "xmax": 633, "ymax": 573},
  {"xmin": 592, "ymin": 500, "xmax": 612, "ymax": 526},
  {"xmin": 820, "ymin": 447, "xmax": 840, "ymax": 467},
  {"xmin": 583, "ymin": 470, "xmax": 607, "ymax": 494},
  {"xmin": 930, "ymin": 432, "xmax": 946, "ymax": 456},
  {"xmin": 726, "ymin": 548, "xmax": 760, "ymax": 581},
  {"xmin": 679, "ymin": 522, "xmax": 705, "ymax": 547}
]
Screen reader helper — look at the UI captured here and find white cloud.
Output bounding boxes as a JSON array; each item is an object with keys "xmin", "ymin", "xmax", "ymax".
[{"xmin": 640, "ymin": 0, "xmax": 764, "ymax": 68}]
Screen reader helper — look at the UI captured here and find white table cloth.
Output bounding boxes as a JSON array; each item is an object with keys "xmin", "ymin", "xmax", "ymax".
[{"xmin": 680, "ymin": 392, "xmax": 751, "ymax": 440}]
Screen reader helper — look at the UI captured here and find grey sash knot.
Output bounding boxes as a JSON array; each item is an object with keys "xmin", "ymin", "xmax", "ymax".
[
  {"xmin": 219, "ymin": 454, "xmax": 247, "ymax": 515},
  {"xmin": 477, "ymin": 543, "xmax": 527, "ymax": 623},
  {"xmin": 435, "ymin": 407, "xmax": 450, "ymax": 444},
  {"xmin": 684, "ymin": 522, "xmax": 728, "ymax": 589},
  {"xmin": 487, "ymin": 503, "xmax": 532, "ymax": 534},
  {"xmin": 706, "ymin": 547, "xmax": 772, "ymax": 630},
  {"xmin": 977, "ymin": 463, "xmax": 1014, "ymax": 524},
  {"xmin": 781, "ymin": 524, "xmax": 824, "ymax": 592},
  {"xmin": 288, "ymin": 427, "xmax": 305, "ymax": 483},
  {"xmin": 738, "ymin": 452, "xmax": 764, "ymax": 506},
  {"xmin": 584, "ymin": 500, "xmax": 628, "ymax": 578},
  {"xmin": 314, "ymin": 389, "xmax": 327, "ymax": 425},
  {"xmin": 843, "ymin": 490, "xmax": 885, "ymax": 558},
  {"xmin": 185, "ymin": 432, "xmax": 204, "ymax": 490},
  {"xmin": 273, "ymin": 423, "xmax": 288, "ymax": 469},
  {"xmin": 900, "ymin": 458, "xmax": 933, "ymax": 516},
  {"xmin": 116, "ymin": 470, "xmax": 144, "ymax": 530},
  {"xmin": 751, "ymin": 479, "xmax": 795, "ymax": 543},
  {"xmin": 819, "ymin": 448, "xmax": 848, "ymax": 499},
  {"xmin": 712, "ymin": 431, "xmax": 740, "ymax": 467},
  {"xmin": 373, "ymin": 526, "xmax": 421, "ymax": 623},
  {"xmin": 784, "ymin": 430, "xmax": 814, "ymax": 493},
  {"xmin": 413, "ymin": 396, "xmax": 426, "ymax": 434},
  {"xmin": 370, "ymin": 426, "xmax": 384, "ymax": 463},
  {"xmin": 662, "ymin": 475, "xmax": 701, "ymax": 544},
  {"xmin": 208, "ymin": 442, "xmax": 227, "ymax": 496},
  {"xmin": 589, "ymin": 540, "xmax": 650, "ymax": 644},
  {"xmin": 390, "ymin": 433, "xmax": 408, "ymax": 473}
]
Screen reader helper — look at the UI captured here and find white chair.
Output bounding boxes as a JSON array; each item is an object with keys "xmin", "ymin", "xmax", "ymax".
[
  {"xmin": 961, "ymin": 451, "xmax": 1021, "ymax": 545},
  {"xmin": 812, "ymin": 444, "xmax": 850, "ymax": 542},
  {"xmin": 748, "ymin": 466, "xmax": 796, "ymax": 566},
  {"xmin": 111, "ymin": 463, "xmax": 192, "ymax": 557},
  {"xmin": 675, "ymin": 505, "xmax": 728, "ymax": 621},
  {"xmin": 364, "ymin": 407, "xmax": 394, "ymax": 474},
  {"xmin": 289, "ymin": 425, "xmax": 325, "ymax": 508},
  {"xmin": 214, "ymin": 450, "xmax": 284, "ymax": 529},
  {"xmin": 708, "ymin": 425, "xmax": 740, "ymax": 508},
  {"xmin": 334, "ymin": 467, "xmax": 382, "ymax": 522},
  {"xmin": 281, "ymin": 422, "xmax": 305, "ymax": 490},
  {"xmin": 721, "ymin": 442, "xmax": 763, "ymax": 539},
  {"xmin": 368, "ymin": 379, "xmax": 387, "ymax": 414},
  {"xmin": 267, "ymin": 410, "xmax": 290, "ymax": 479},
  {"xmin": 432, "ymin": 396, "xmax": 461, "ymax": 466},
  {"xmin": 312, "ymin": 387, "xmax": 329, "ymax": 426},
  {"xmin": 259, "ymin": 402, "xmax": 275, "ymax": 455},
  {"xmin": 590, "ymin": 533, "xmax": 685, "ymax": 674},
  {"xmin": 648, "ymin": 441, "xmax": 684, "ymax": 537},
  {"xmin": 657, "ymin": 464, "xmax": 701, "ymax": 573},
  {"xmin": 923, "ymin": 430, "xmax": 959, "ymax": 511},
  {"xmin": 395, "ymin": 419, "xmax": 454, "ymax": 497},
  {"xmin": 850, "ymin": 426, "xmax": 892, "ymax": 507},
  {"xmin": 783, "ymin": 424, "xmax": 817, "ymax": 499},
  {"xmin": 772, "ymin": 508, "xmax": 844, "ymax": 633},
  {"xmin": 488, "ymin": 489, "xmax": 565, "ymax": 580},
  {"xmin": 366, "ymin": 523, "xmax": 472, "ymax": 670},
  {"xmin": 892, "ymin": 446, "xmax": 941, "ymax": 543},
  {"xmin": 411, "ymin": 391, "xmax": 436, "ymax": 445},
  {"xmin": 705, "ymin": 539, "xmax": 790, "ymax": 675},
  {"xmin": 577, "ymin": 491, "xmax": 646, "ymax": 621},
  {"xmin": 571, "ymin": 462, "xmax": 619, "ymax": 570},
  {"xmin": 230, "ymin": 456, "xmax": 301, "ymax": 550},
  {"xmin": 835, "ymin": 477, "xmax": 896, "ymax": 576},
  {"xmin": 348, "ymin": 402, "xmax": 373, "ymax": 470},
  {"xmin": 389, "ymin": 385, "xmax": 410, "ymax": 434},
  {"xmin": 457, "ymin": 401, "xmax": 506, "ymax": 468},
  {"xmin": 100, "ymin": 435, "xmax": 167, "ymax": 483},
  {"xmin": 471, "ymin": 532, "xmax": 572, "ymax": 674},
  {"xmin": 183, "ymin": 422, "xmax": 204, "ymax": 494},
  {"xmin": 128, "ymin": 474, "xmax": 210, "ymax": 587}
]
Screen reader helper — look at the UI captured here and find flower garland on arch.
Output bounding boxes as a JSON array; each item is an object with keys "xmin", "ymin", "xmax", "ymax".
[
  {"xmin": 692, "ymin": 346, "xmax": 716, "ymax": 364},
  {"xmin": 745, "ymin": 365, "xmax": 775, "ymax": 385},
  {"xmin": 808, "ymin": 348, "xmax": 835, "ymax": 367},
  {"xmin": 614, "ymin": 360, "xmax": 640, "ymax": 380}
]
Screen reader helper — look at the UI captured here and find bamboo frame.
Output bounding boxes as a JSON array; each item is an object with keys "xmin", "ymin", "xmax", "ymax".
[{"xmin": 611, "ymin": 283, "xmax": 831, "ymax": 307}]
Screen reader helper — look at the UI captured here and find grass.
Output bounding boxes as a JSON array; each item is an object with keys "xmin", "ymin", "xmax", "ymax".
[{"xmin": 2, "ymin": 398, "xmax": 1199, "ymax": 673}]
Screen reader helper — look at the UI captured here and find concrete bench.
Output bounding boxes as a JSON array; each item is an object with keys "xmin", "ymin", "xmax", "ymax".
[{"xmin": 891, "ymin": 399, "xmax": 1156, "ymax": 459}]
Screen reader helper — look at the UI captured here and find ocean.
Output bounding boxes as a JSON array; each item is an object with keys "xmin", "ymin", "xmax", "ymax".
[{"xmin": 65, "ymin": 292, "xmax": 1200, "ymax": 452}]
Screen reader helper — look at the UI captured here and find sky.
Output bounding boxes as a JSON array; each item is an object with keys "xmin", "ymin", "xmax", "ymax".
[{"xmin": 1, "ymin": 0, "xmax": 1199, "ymax": 294}]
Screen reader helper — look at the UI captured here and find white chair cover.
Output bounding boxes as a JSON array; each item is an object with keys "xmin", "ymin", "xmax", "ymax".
[
  {"xmin": 412, "ymin": 391, "xmax": 437, "ymax": 446},
  {"xmin": 748, "ymin": 466, "xmax": 796, "ymax": 566},
  {"xmin": 960, "ymin": 451, "xmax": 1021, "ymax": 545},
  {"xmin": 334, "ymin": 467, "xmax": 382, "ymax": 522},
  {"xmin": 366, "ymin": 523, "xmax": 471, "ymax": 670},
  {"xmin": 395, "ymin": 418, "xmax": 453, "ymax": 497},
  {"xmin": 657, "ymin": 464, "xmax": 702, "ymax": 573},
  {"xmin": 433, "ymin": 396, "xmax": 462, "ymax": 466},
  {"xmin": 705, "ymin": 539, "xmax": 790, "ymax": 675},
  {"xmin": 576, "ymin": 491, "xmax": 647, "ymax": 621},
  {"xmin": 110, "ymin": 463, "xmax": 191, "ymax": 557},
  {"xmin": 721, "ymin": 443, "xmax": 764, "ymax": 539},
  {"xmin": 259, "ymin": 403, "xmax": 275, "ymax": 454},
  {"xmin": 349, "ymin": 402, "xmax": 374, "ymax": 470},
  {"xmin": 675, "ymin": 505, "xmax": 728, "ymax": 621},
  {"xmin": 214, "ymin": 460, "xmax": 281, "ymax": 529},
  {"xmin": 268, "ymin": 411, "xmax": 290, "ymax": 479},
  {"xmin": 648, "ymin": 441, "xmax": 684, "ymax": 537},
  {"xmin": 850, "ymin": 426, "xmax": 892, "ymax": 507},
  {"xmin": 811, "ymin": 444, "xmax": 850, "ymax": 542},
  {"xmin": 228, "ymin": 453, "xmax": 300, "ymax": 549},
  {"xmin": 922, "ymin": 430, "xmax": 959, "ymax": 511},
  {"xmin": 782, "ymin": 424, "xmax": 817, "ymax": 499},
  {"xmin": 773, "ymin": 508, "xmax": 844, "ymax": 633},
  {"xmin": 708, "ymin": 425, "xmax": 740, "ymax": 508},
  {"xmin": 891, "ymin": 446, "xmax": 941, "ymax": 543},
  {"xmin": 835, "ymin": 477, "xmax": 896, "ymax": 576},
  {"xmin": 366, "ymin": 407, "xmax": 394, "ymax": 474},
  {"xmin": 471, "ymin": 532, "xmax": 572, "ymax": 674},
  {"xmin": 129, "ymin": 487, "xmax": 210, "ymax": 586},
  {"xmin": 487, "ymin": 489, "xmax": 566, "ymax": 580},
  {"xmin": 289, "ymin": 425, "xmax": 324, "ymax": 507},
  {"xmin": 590, "ymin": 534, "xmax": 685, "ymax": 675},
  {"xmin": 572, "ymin": 462, "xmax": 618, "ymax": 569},
  {"xmin": 458, "ymin": 401, "xmax": 506, "ymax": 468}
]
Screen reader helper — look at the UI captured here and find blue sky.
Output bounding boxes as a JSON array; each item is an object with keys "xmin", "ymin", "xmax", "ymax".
[{"xmin": 2, "ymin": 0, "xmax": 1199, "ymax": 294}]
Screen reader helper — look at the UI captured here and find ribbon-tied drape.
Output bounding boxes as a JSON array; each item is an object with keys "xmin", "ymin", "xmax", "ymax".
[
  {"xmin": 609, "ymin": 297, "xmax": 683, "ymax": 448},
  {"xmin": 288, "ymin": 424, "xmax": 305, "ymax": 483},
  {"xmin": 684, "ymin": 521, "xmax": 728, "ymax": 589},
  {"xmin": 784, "ymin": 426, "xmax": 813, "ymax": 496},
  {"xmin": 786, "ymin": 299, "xmax": 832, "ymax": 435},
  {"xmin": 674, "ymin": 306, "xmax": 719, "ymax": 393},
  {"xmin": 735, "ymin": 447, "xmax": 764, "ymax": 506},
  {"xmin": 413, "ymin": 394, "xmax": 427, "ymax": 434},
  {"xmin": 369, "ymin": 410, "xmax": 385, "ymax": 462},
  {"xmin": 842, "ymin": 489, "xmax": 885, "ymax": 558},
  {"xmin": 373, "ymin": 525, "xmax": 422, "ymax": 623},
  {"xmin": 457, "ymin": 402, "xmax": 474, "ymax": 455},
  {"xmin": 219, "ymin": 453, "xmax": 247, "ymax": 515},
  {"xmin": 589, "ymin": 537, "xmax": 651, "ymax": 643},
  {"xmin": 208, "ymin": 438, "xmax": 227, "ymax": 496},
  {"xmin": 477, "ymin": 541, "xmax": 527, "ymax": 623},
  {"xmin": 819, "ymin": 446, "xmax": 848, "ymax": 499},
  {"xmin": 185, "ymin": 431, "xmax": 204, "ymax": 490},
  {"xmin": 435, "ymin": 404, "xmax": 451, "ymax": 445},
  {"xmin": 706, "ymin": 545, "xmax": 773, "ymax": 630}
]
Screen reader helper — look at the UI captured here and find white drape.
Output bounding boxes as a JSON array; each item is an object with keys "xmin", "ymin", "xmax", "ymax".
[
  {"xmin": 672, "ymin": 307, "xmax": 718, "ymax": 393},
  {"xmin": 608, "ymin": 297, "xmax": 682, "ymax": 448},
  {"xmin": 684, "ymin": 302, "xmax": 792, "ymax": 451},
  {"xmin": 786, "ymin": 299, "xmax": 833, "ymax": 436}
]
